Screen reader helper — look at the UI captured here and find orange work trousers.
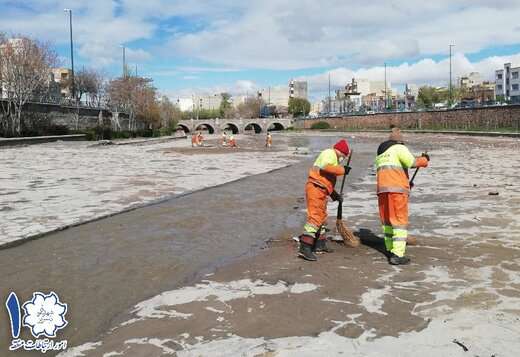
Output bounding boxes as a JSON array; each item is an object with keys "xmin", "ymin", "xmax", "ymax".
[
  {"xmin": 378, "ymin": 192, "xmax": 409, "ymax": 256},
  {"xmin": 304, "ymin": 182, "xmax": 328, "ymax": 238}
]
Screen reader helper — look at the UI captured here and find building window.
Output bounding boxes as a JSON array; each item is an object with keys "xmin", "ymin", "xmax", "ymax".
[
  {"xmin": 513, "ymin": 84, "xmax": 519, "ymax": 91},
  {"xmin": 497, "ymin": 74, "xmax": 503, "ymax": 80},
  {"xmin": 513, "ymin": 72, "xmax": 519, "ymax": 79},
  {"xmin": 497, "ymin": 85, "xmax": 503, "ymax": 90}
]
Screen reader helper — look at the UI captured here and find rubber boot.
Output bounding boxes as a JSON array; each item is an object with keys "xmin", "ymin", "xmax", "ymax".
[
  {"xmin": 315, "ymin": 239, "xmax": 334, "ymax": 253},
  {"xmin": 389, "ymin": 253, "xmax": 411, "ymax": 265},
  {"xmin": 298, "ymin": 234, "xmax": 317, "ymax": 261}
]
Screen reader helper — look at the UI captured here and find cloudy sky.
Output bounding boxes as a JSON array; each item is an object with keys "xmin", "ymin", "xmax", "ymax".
[{"xmin": 1, "ymin": 0, "xmax": 520, "ymax": 100}]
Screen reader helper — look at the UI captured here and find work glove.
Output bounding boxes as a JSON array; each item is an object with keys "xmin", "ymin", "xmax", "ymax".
[
  {"xmin": 421, "ymin": 152, "xmax": 430, "ymax": 161},
  {"xmin": 343, "ymin": 166, "xmax": 352, "ymax": 175},
  {"xmin": 330, "ymin": 190, "xmax": 343, "ymax": 202}
]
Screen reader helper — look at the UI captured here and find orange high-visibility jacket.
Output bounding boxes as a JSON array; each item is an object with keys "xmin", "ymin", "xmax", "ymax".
[
  {"xmin": 375, "ymin": 141, "xmax": 428, "ymax": 194},
  {"xmin": 308, "ymin": 148, "xmax": 345, "ymax": 194}
]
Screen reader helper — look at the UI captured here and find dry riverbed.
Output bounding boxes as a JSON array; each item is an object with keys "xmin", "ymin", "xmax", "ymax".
[{"xmin": 0, "ymin": 134, "xmax": 298, "ymax": 247}]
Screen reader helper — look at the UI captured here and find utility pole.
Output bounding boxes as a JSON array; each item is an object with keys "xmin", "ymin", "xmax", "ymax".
[
  {"xmin": 64, "ymin": 9, "xmax": 75, "ymax": 100},
  {"xmin": 328, "ymin": 73, "xmax": 331, "ymax": 116},
  {"xmin": 121, "ymin": 45, "xmax": 126, "ymax": 78},
  {"xmin": 384, "ymin": 63, "xmax": 387, "ymax": 110},
  {"xmin": 449, "ymin": 44, "xmax": 455, "ymax": 107}
]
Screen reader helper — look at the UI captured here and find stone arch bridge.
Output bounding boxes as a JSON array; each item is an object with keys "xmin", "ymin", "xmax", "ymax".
[{"xmin": 177, "ymin": 118, "xmax": 293, "ymax": 134}]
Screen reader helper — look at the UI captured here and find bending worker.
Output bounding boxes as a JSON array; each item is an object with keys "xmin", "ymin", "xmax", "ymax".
[
  {"xmin": 299, "ymin": 139, "xmax": 351, "ymax": 261},
  {"xmin": 375, "ymin": 128, "xmax": 429, "ymax": 265}
]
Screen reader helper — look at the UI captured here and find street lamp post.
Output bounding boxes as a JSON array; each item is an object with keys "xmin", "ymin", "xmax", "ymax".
[
  {"xmin": 384, "ymin": 63, "xmax": 387, "ymax": 110},
  {"xmin": 120, "ymin": 45, "xmax": 126, "ymax": 78},
  {"xmin": 449, "ymin": 44, "xmax": 455, "ymax": 107},
  {"xmin": 328, "ymin": 73, "xmax": 331, "ymax": 116},
  {"xmin": 64, "ymin": 9, "xmax": 75, "ymax": 100}
]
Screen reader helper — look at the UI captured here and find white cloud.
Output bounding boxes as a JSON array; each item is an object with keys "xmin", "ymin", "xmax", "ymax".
[
  {"xmin": 177, "ymin": 66, "xmax": 242, "ymax": 73},
  {"xmin": 161, "ymin": 79, "xmax": 259, "ymax": 99},
  {"xmin": 0, "ymin": 0, "xmax": 154, "ymax": 67},
  {"xmin": 2, "ymin": 0, "xmax": 519, "ymax": 100},
  {"xmin": 166, "ymin": 52, "xmax": 520, "ymax": 101},
  {"xmin": 165, "ymin": 0, "xmax": 520, "ymax": 70},
  {"xmin": 298, "ymin": 52, "xmax": 520, "ymax": 96}
]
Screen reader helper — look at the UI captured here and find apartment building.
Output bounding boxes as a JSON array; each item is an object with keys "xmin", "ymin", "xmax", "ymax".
[{"xmin": 496, "ymin": 63, "xmax": 520, "ymax": 103}]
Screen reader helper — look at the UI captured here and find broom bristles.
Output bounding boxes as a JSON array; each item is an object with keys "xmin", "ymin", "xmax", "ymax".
[{"xmin": 336, "ymin": 219, "xmax": 360, "ymax": 247}]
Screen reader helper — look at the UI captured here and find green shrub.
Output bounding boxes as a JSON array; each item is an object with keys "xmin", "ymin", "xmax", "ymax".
[{"xmin": 310, "ymin": 121, "xmax": 331, "ymax": 130}]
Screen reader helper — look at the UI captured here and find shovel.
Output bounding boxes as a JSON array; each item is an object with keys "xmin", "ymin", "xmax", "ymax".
[{"xmin": 336, "ymin": 152, "xmax": 360, "ymax": 247}]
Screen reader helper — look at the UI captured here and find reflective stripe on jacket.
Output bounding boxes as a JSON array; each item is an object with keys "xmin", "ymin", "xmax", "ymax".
[
  {"xmin": 375, "ymin": 142, "xmax": 427, "ymax": 194},
  {"xmin": 308, "ymin": 148, "xmax": 345, "ymax": 194}
]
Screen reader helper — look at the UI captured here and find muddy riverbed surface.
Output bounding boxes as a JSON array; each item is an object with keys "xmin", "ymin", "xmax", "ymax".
[{"xmin": 1, "ymin": 132, "xmax": 520, "ymax": 356}]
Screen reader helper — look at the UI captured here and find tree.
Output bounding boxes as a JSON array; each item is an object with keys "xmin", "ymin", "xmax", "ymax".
[
  {"xmin": 219, "ymin": 92, "xmax": 232, "ymax": 118},
  {"xmin": 67, "ymin": 67, "xmax": 105, "ymax": 105},
  {"xmin": 158, "ymin": 96, "xmax": 182, "ymax": 130},
  {"xmin": 417, "ymin": 86, "xmax": 449, "ymax": 109},
  {"xmin": 235, "ymin": 97, "xmax": 264, "ymax": 118},
  {"xmin": 288, "ymin": 97, "xmax": 311, "ymax": 117},
  {"xmin": 0, "ymin": 35, "xmax": 58, "ymax": 136},
  {"xmin": 107, "ymin": 75, "xmax": 159, "ymax": 130}
]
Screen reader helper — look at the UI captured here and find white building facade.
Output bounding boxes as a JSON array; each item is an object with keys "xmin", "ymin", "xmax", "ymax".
[{"xmin": 495, "ymin": 63, "xmax": 520, "ymax": 103}]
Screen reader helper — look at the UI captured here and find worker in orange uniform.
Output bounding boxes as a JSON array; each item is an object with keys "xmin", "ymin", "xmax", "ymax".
[
  {"xmin": 265, "ymin": 132, "xmax": 273, "ymax": 148},
  {"xmin": 298, "ymin": 139, "xmax": 352, "ymax": 261},
  {"xmin": 197, "ymin": 132, "xmax": 204, "ymax": 146},
  {"xmin": 191, "ymin": 132, "xmax": 198, "ymax": 147},
  {"xmin": 228, "ymin": 135, "xmax": 238, "ymax": 148},
  {"xmin": 375, "ymin": 128, "xmax": 430, "ymax": 265}
]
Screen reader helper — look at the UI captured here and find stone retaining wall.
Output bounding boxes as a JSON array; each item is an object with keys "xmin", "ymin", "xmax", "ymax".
[
  {"xmin": 0, "ymin": 100, "xmax": 140, "ymax": 133},
  {"xmin": 296, "ymin": 105, "xmax": 520, "ymax": 131}
]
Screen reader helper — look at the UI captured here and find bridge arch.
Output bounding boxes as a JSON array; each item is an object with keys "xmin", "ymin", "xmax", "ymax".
[
  {"xmin": 177, "ymin": 123, "xmax": 191, "ymax": 133},
  {"xmin": 244, "ymin": 122, "xmax": 262, "ymax": 134},
  {"xmin": 267, "ymin": 122, "xmax": 285, "ymax": 131},
  {"xmin": 222, "ymin": 123, "xmax": 239, "ymax": 134},
  {"xmin": 195, "ymin": 123, "xmax": 215, "ymax": 134}
]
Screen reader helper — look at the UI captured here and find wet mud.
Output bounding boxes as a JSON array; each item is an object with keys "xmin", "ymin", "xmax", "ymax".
[{"xmin": 2, "ymin": 132, "xmax": 520, "ymax": 356}]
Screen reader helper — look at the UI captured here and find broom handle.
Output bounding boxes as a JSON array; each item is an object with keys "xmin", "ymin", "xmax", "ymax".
[
  {"xmin": 337, "ymin": 151, "xmax": 352, "ymax": 220},
  {"xmin": 409, "ymin": 167, "xmax": 420, "ymax": 187},
  {"xmin": 339, "ymin": 151, "xmax": 352, "ymax": 195},
  {"xmin": 409, "ymin": 150, "xmax": 427, "ymax": 189}
]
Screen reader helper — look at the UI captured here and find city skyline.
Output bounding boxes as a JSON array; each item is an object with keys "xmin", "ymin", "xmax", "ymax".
[{"xmin": 1, "ymin": 1, "xmax": 520, "ymax": 100}]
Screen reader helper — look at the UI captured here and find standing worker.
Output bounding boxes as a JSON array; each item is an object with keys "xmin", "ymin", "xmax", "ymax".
[
  {"xmin": 375, "ymin": 128, "xmax": 430, "ymax": 265},
  {"xmin": 266, "ymin": 132, "xmax": 273, "ymax": 148},
  {"xmin": 197, "ymin": 132, "xmax": 204, "ymax": 147},
  {"xmin": 191, "ymin": 132, "xmax": 198, "ymax": 147},
  {"xmin": 221, "ymin": 131, "xmax": 228, "ymax": 146},
  {"xmin": 298, "ymin": 139, "xmax": 352, "ymax": 261}
]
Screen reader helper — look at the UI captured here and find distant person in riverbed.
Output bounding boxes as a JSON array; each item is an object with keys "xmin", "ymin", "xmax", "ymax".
[
  {"xmin": 298, "ymin": 139, "xmax": 352, "ymax": 261},
  {"xmin": 265, "ymin": 132, "xmax": 273, "ymax": 148},
  {"xmin": 191, "ymin": 133, "xmax": 198, "ymax": 147},
  {"xmin": 221, "ymin": 132, "xmax": 228, "ymax": 146},
  {"xmin": 375, "ymin": 127, "xmax": 429, "ymax": 265},
  {"xmin": 197, "ymin": 132, "xmax": 204, "ymax": 147},
  {"xmin": 228, "ymin": 135, "xmax": 238, "ymax": 148}
]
